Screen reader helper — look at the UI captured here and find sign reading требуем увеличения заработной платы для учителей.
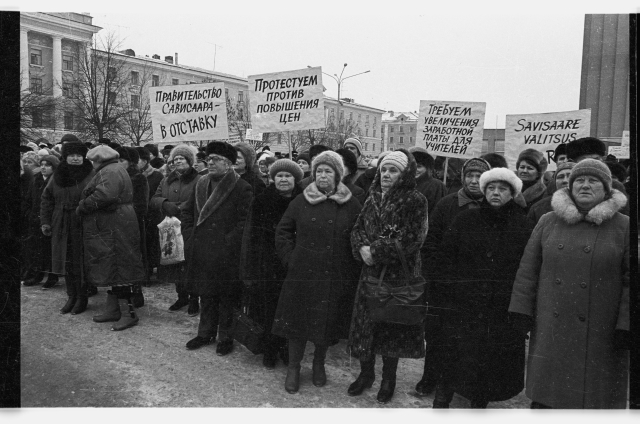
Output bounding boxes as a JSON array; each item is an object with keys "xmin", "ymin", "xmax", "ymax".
[
  {"xmin": 148, "ymin": 82, "xmax": 229, "ymax": 143},
  {"xmin": 416, "ymin": 100, "xmax": 486, "ymax": 159},
  {"xmin": 248, "ymin": 67, "xmax": 324, "ymax": 133}
]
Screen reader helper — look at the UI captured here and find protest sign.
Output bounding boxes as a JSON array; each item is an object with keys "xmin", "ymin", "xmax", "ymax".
[
  {"xmin": 505, "ymin": 109, "xmax": 591, "ymax": 171},
  {"xmin": 248, "ymin": 67, "xmax": 324, "ymax": 132},
  {"xmin": 621, "ymin": 130, "xmax": 629, "ymax": 148},
  {"xmin": 245, "ymin": 128, "xmax": 263, "ymax": 141},
  {"xmin": 415, "ymin": 100, "xmax": 486, "ymax": 159},
  {"xmin": 149, "ymin": 82, "xmax": 229, "ymax": 143},
  {"xmin": 608, "ymin": 146, "xmax": 629, "ymax": 159}
]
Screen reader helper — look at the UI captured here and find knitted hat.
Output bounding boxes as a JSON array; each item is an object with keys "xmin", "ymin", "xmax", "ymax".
[
  {"xmin": 169, "ymin": 144, "xmax": 197, "ymax": 166},
  {"xmin": 60, "ymin": 133, "xmax": 79, "ymax": 143},
  {"xmin": 554, "ymin": 160, "xmax": 576, "ymax": 178},
  {"xmin": 312, "ymin": 150, "xmax": 345, "ymax": 183},
  {"xmin": 343, "ymin": 138, "xmax": 363, "ymax": 155},
  {"xmin": 380, "ymin": 151, "xmax": 408, "ymax": 172},
  {"xmin": 39, "ymin": 155, "xmax": 60, "ymax": 169},
  {"xmin": 479, "ymin": 167, "xmax": 523, "ymax": 195},
  {"xmin": 516, "ymin": 148, "xmax": 548, "ymax": 175},
  {"xmin": 569, "ymin": 158, "xmax": 612, "ymax": 193},
  {"xmin": 554, "ymin": 143, "xmax": 568, "ymax": 162},
  {"xmin": 335, "ymin": 148, "xmax": 358, "ymax": 176},
  {"xmin": 61, "ymin": 141, "xmax": 89, "ymax": 159},
  {"xmin": 566, "ymin": 137, "xmax": 606, "ymax": 161},
  {"xmin": 205, "ymin": 141, "xmax": 237, "ymax": 164},
  {"xmin": 234, "ymin": 142, "xmax": 257, "ymax": 171},
  {"xmin": 135, "ymin": 146, "xmax": 151, "ymax": 162},
  {"xmin": 409, "ymin": 146, "xmax": 435, "ymax": 170},
  {"xmin": 462, "ymin": 157, "xmax": 491, "ymax": 178},
  {"xmin": 269, "ymin": 159, "xmax": 304, "ymax": 183},
  {"xmin": 115, "ymin": 146, "xmax": 140, "ymax": 164},
  {"xmin": 87, "ymin": 145, "xmax": 119, "ymax": 163}
]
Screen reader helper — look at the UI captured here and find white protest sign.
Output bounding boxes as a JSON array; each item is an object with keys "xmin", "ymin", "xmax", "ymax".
[
  {"xmin": 621, "ymin": 131, "xmax": 630, "ymax": 148},
  {"xmin": 248, "ymin": 67, "xmax": 324, "ymax": 132},
  {"xmin": 608, "ymin": 146, "xmax": 629, "ymax": 159},
  {"xmin": 416, "ymin": 100, "xmax": 486, "ymax": 159},
  {"xmin": 505, "ymin": 109, "xmax": 591, "ymax": 171},
  {"xmin": 245, "ymin": 128, "xmax": 263, "ymax": 141},
  {"xmin": 149, "ymin": 82, "xmax": 229, "ymax": 143}
]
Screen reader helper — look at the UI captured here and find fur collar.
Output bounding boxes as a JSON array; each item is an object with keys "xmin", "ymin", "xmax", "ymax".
[
  {"xmin": 551, "ymin": 187, "xmax": 627, "ymax": 225},
  {"xmin": 194, "ymin": 170, "xmax": 239, "ymax": 226},
  {"xmin": 303, "ymin": 182, "xmax": 352, "ymax": 205},
  {"xmin": 53, "ymin": 160, "xmax": 94, "ymax": 188},
  {"xmin": 166, "ymin": 166, "xmax": 198, "ymax": 185}
]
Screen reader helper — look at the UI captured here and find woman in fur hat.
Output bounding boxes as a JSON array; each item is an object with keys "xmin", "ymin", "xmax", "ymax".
[
  {"xmin": 40, "ymin": 141, "xmax": 95, "ymax": 312},
  {"xmin": 234, "ymin": 142, "xmax": 266, "ymax": 197},
  {"xmin": 77, "ymin": 145, "xmax": 146, "ymax": 330},
  {"xmin": 509, "ymin": 159, "xmax": 629, "ymax": 409},
  {"xmin": 273, "ymin": 151, "xmax": 362, "ymax": 394},
  {"xmin": 347, "ymin": 149, "xmax": 428, "ymax": 404},
  {"xmin": 433, "ymin": 167, "xmax": 534, "ymax": 408},
  {"xmin": 240, "ymin": 159, "xmax": 304, "ymax": 369},
  {"xmin": 514, "ymin": 148, "xmax": 548, "ymax": 211}
]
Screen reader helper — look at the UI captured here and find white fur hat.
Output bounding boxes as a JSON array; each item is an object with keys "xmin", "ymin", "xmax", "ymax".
[{"xmin": 479, "ymin": 167, "xmax": 523, "ymax": 195}]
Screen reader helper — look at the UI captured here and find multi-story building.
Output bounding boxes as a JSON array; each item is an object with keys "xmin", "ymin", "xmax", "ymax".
[{"xmin": 381, "ymin": 111, "xmax": 419, "ymax": 152}]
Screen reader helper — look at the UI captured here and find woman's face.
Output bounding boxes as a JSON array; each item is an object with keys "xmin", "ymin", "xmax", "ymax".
[
  {"xmin": 415, "ymin": 164, "xmax": 427, "ymax": 179},
  {"xmin": 572, "ymin": 176, "xmax": 606, "ymax": 210},
  {"xmin": 517, "ymin": 161, "xmax": 538, "ymax": 182},
  {"xmin": 464, "ymin": 171, "xmax": 483, "ymax": 195},
  {"xmin": 40, "ymin": 161, "xmax": 54, "ymax": 177},
  {"xmin": 21, "ymin": 158, "xmax": 38, "ymax": 172},
  {"xmin": 234, "ymin": 152, "xmax": 246, "ymax": 173},
  {"xmin": 274, "ymin": 171, "xmax": 295, "ymax": 194},
  {"xmin": 297, "ymin": 160, "xmax": 310, "ymax": 173},
  {"xmin": 555, "ymin": 169, "xmax": 572, "ymax": 189},
  {"xmin": 315, "ymin": 164, "xmax": 336, "ymax": 192},
  {"xmin": 258, "ymin": 161, "xmax": 268, "ymax": 175},
  {"xmin": 380, "ymin": 164, "xmax": 401, "ymax": 193},
  {"xmin": 172, "ymin": 155, "xmax": 190, "ymax": 171},
  {"xmin": 485, "ymin": 181, "xmax": 513, "ymax": 207},
  {"xmin": 66, "ymin": 153, "xmax": 83, "ymax": 166}
]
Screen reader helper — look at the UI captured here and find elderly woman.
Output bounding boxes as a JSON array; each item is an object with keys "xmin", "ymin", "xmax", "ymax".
[
  {"xmin": 240, "ymin": 159, "xmax": 304, "ymax": 369},
  {"xmin": 514, "ymin": 148, "xmax": 547, "ymax": 211},
  {"xmin": 527, "ymin": 160, "xmax": 576, "ymax": 224},
  {"xmin": 509, "ymin": 159, "xmax": 629, "ymax": 409},
  {"xmin": 433, "ymin": 167, "xmax": 534, "ymax": 408},
  {"xmin": 347, "ymin": 149, "xmax": 429, "ymax": 404},
  {"xmin": 234, "ymin": 142, "xmax": 266, "ymax": 197},
  {"xmin": 41, "ymin": 142, "xmax": 95, "ymax": 312},
  {"xmin": 77, "ymin": 145, "xmax": 146, "ymax": 331},
  {"xmin": 273, "ymin": 151, "xmax": 362, "ymax": 394}
]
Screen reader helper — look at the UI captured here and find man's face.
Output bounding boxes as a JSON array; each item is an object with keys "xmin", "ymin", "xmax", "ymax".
[
  {"xmin": 345, "ymin": 144, "xmax": 360, "ymax": 159},
  {"xmin": 137, "ymin": 158, "xmax": 148, "ymax": 171},
  {"xmin": 575, "ymin": 154, "xmax": 603, "ymax": 162},
  {"xmin": 207, "ymin": 154, "xmax": 230, "ymax": 176},
  {"xmin": 556, "ymin": 154, "xmax": 568, "ymax": 164}
]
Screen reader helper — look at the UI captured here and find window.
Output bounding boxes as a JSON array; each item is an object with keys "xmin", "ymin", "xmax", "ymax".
[
  {"xmin": 108, "ymin": 91, "xmax": 117, "ymax": 104},
  {"xmin": 366, "ymin": 114, "xmax": 369, "ymax": 123},
  {"xmin": 390, "ymin": 126, "xmax": 394, "ymax": 133},
  {"xmin": 32, "ymin": 109, "xmax": 43, "ymax": 127},
  {"xmin": 349, "ymin": 112, "xmax": 353, "ymax": 120},
  {"xmin": 172, "ymin": 78, "xmax": 179, "ymax": 85},
  {"xmin": 390, "ymin": 136, "xmax": 394, "ymax": 143},
  {"xmin": 364, "ymin": 142, "xmax": 368, "ymax": 150},
  {"xmin": 30, "ymin": 77, "xmax": 42, "ymax": 94},
  {"xmin": 152, "ymin": 75, "xmax": 159, "ymax": 87},
  {"xmin": 30, "ymin": 48, "xmax": 42, "ymax": 65},
  {"xmin": 225, "ymin": 88, "xmax": 229, "ymax": 99},
  {"xmin": 358, "ymin": 114, "xmax": 361, "ymax": 122},
  {"xmin": 130, "ymin": 71, "xmax": 139, "ymax": 85},
  {"xmin": 372, "ymin": 143, "xmax": 376, "ymax": 151},
  {"xmin": 63, "ymin": 82, "xmax": 73, "ymax": 98},
  {"xmin": 358, "ymin": 128, "xmax": 362, "ymax": 136},
  {"xmin": 330, "ymin": 108, "xmax": 335, "ymax": 115},
  {"xmin": 64, "ymin": 112, "xmax": 74, "ymax": 130},
  {"xmin": 373, "ymin": 129, "xmax": 376, "ymax": 138},
  {"xmin": 400, "ymin": 136, "xmax": 404, "ymax": 144},
  {"xmin": 62, "ymin": 54, "xmax": 73, "ymax": 71},
  {"xmin": 410, "ymin": 137, "xmax": 414, "ymax": 144},
  {"xmin": 399, "ymin": 126, "xmax": 404, "ymax": 133},
  {"xmin": 131, "ymin": 94, "xmax": 140, "ymax": 109},
  {"xmin": 373, "ymin": 117, "xmax": 377, "ymax": 126},
  {"xmin": 238, "ymin": 91, "xmax": 244, "ymax": 103},
  {"xmin": 107, "ymin": 67, "xmax": 117, "ymax": 80},
  {"xmin": 340, "ymin": 110, "xmax": 344, "ymax": 121},
  {"xmin": 410, "ymin": 126, "xmax": 415, "ymax": 132},
  {"xmin": 366, "ymin": 129, "xmax": 369, "ymax": 137}
]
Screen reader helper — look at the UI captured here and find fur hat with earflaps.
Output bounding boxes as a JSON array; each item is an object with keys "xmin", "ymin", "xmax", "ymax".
[
  {"xmin": 205, "ymin": 142, "xmax": 237, "ymax": 164},
  {"xmin": 479, "ymin": 167, "xmax": 523, "ymax": 196},
  {"xmin": 311, "ymin": 150, "xmax": 345, "ymax": 183}
]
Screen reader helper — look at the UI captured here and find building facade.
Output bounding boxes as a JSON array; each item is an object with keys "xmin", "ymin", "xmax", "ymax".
[{"xmin": 381, "ymin": 111, "xmax": 419, "ymax": 152}]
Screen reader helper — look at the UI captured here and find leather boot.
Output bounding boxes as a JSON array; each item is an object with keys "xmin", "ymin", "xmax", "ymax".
[
  {"xmin": 93, "ymin": 291, "xmax": 121, "ymax": 322},
  {"xmin": 285, "ymin": 364, "xmax": 301, "ymax": 394},
  {"xmin": 348, "ymin": 357, "xmax": 376, "ymax": 396},
  {"xmin": 71, "ymin": 296, "xmax": 88, "ymax": 315},
  {"xmin": 377, "ymin": 356, "xmax": 398, "ymax": 404},
  {"xmin": 432, "ymin": 381, "xmax": 455, "ymax": 408},
  {"xmin": 111, "ymin": 296, "xmax": 139, "ymax": 331},
  {"xmin": 312, "ymin": 344, "xmax": 328, "ymax": 387},
  {"xmin": 60, "ymin": 297, "xmax": 76, "ymax": 314}
]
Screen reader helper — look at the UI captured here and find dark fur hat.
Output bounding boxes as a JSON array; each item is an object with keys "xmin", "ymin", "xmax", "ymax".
[
  {"xmin": 61, "ymin": 141, "xmax": 89, "ymax": 159},
  {"xmin": 205, "ymin": 141, "xmax": 237, "ymax": 164},
  {"xmin": 135, "ymin": 146, "xmax": 151, "ymax": 162},
  {"xmin": 409, "ymin": 146, "xmax": 435, "ymax": 170},
  {"xmin": 309, "ymin": 144, "xmax": 332, "ymax": 162},
  {"xmin": 566, "ymin": 137, "xmax": 606, "ymax": 161},
  {"xmin": 115, "ymin": 146, "xmax": 140, "ymax": 164},
  {"xmin": 335, "ymin": 148, "xmax": 358, "ymax": 176},
  {"xmin": 60, "ymin": 133, "xmax": 79, "ymax": 143}
]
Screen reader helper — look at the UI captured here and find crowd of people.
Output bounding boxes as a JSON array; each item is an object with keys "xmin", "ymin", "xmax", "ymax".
[{"xmin": 19, "ymin": 134, "xmax": 631, "ymax": 408}]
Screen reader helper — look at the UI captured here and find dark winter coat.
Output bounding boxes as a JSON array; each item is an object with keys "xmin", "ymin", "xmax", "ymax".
[
  {"xmin": 272, "ymin": 182, "xmax": 362, "ymax": 345},
  {"xmin": 77, "ymin": 159, "xmax": 145, "ymax": 287},
  {"xmin": 509, "ymin": 188, "xmax": 629, "ymax": 409},
  {"xmin": 40, "ymin": 161, "xmax": 94, "ymax": 275},
  {"xmin": 354, "ymin": 166, "xmax": 376, "ymax": 196},
  {"xmin": 182, "ymin": 171, "xmax": 253, "ymax": 298},
  {"xmin": 20, "ymin": 168, "xmax": 34, "ymax": 240},
  {"xmin": 127, "ymin": 167, "xmax": 149, "ymax": 219},
  {"xmin": 415, "ymin": 172, "xmax": 446, "ymax": 214},
  {"xmin": 348, "ymin": 149, "xmax": 429, "ymax": 359},
  {"xmin": 240, "ymin": 170, "xmax": 267, "ymax": 197},
  {"xmin": 240, "ymin": 184, "xmax": 302, "ymax": 330},
  {"xmin": 26, "ymin": 173, "xmax": 53, "ymax": 272},
  {"xmin": 438, "ymin": 199, "xmax": 534, "ymax": 402},
  {"xmin": 515, "ymin": 179, "xmax": 546, "ymax": 213},
  {"xmin": 527, "ymin": 195, "xmax": 552, "ymax": 224},
  {"xmin": 150, "ymin": 167, "xmax": 201, "ymax": 218}
]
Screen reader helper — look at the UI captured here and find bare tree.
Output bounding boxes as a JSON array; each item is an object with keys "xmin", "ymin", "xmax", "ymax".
[
  {"xmin": 19, "ymin": 72, "xmax": 63, "ymax": 144},
  {"xmin": 119, "ymin": 62, "xmax": 157, "ymax": 146}
]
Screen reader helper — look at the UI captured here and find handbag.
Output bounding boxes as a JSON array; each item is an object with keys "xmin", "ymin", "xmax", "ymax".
[
  {"xmin": 364, "ymin": 239, "xmax": 428, "ymax": 326},
  {"xmin": 157, "ymin": 216, "xmax": 185, "ymax": 265},
  {"xmin": 231, "ymin": 292, "xmax": 265, "ymax": 354}
]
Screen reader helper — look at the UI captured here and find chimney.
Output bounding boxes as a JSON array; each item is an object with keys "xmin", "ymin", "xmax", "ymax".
[
  {"xmin": 152, "ymin": 54, "xmax": 160, "ymax": 60},
  {"xmin": 165, "ymin": 55, "xmax": 173, "ymax": 64},
  {"xmin": 175, "ymin": 52, "xmax": 178, "ymax": 65},
  {"xmin": 389, "ymin": 110, "xmax": 394, "ymax": 117}
]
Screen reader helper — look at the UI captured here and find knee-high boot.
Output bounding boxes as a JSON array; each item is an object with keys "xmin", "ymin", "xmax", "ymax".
[
  {"xmin": 377, "ymin": 356, "xmax": 399, "ymax": 404},
  {"xmin": 312, "ymin": 344, "xmax": 328, "ymax": 387},
  {"xmin": 285, "ymin": 338, "xmax": 306, "ymax": 394}
]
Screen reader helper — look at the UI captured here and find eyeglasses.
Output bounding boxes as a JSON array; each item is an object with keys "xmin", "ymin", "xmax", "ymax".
[{"xmin": 207, "ymin": 156, "xmax": 226, "ymax": 163}]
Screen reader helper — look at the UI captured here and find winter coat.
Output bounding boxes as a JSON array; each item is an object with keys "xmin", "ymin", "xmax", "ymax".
[
  {"xmin": 438, "ymin": 199, "xmax": 534, "ymax": 402},
  {"xmin": 40, "ymin": 161, "xmax": 94, "ymax": 275},
  {"xmin": 182, "ymin": 171, "xmax": 253, "ymax": 298},
  {"xmin": 415, "ymin": 172, "xmax": 446, "ymax": 214},
  {"xmin": 25, "ymin": 173, "xmax": 52, "ymax": 272},
  {"xmin": 527, "ymin": 195, "xmax": 553, "ymax": 224},
  {"xmin": 128, "ymin": 168, "xmax": 149, "ymax": 219},
  {"xmin": 272, "ymin": 182, "xmax": 362, "ymax": 345},
  {"xmin": 515, "ymin": 179, "xmax": 546, "ymax": 212},
  {"xmin": 354, "ymin": 166, "xmax": 376, "ymax": 196},
  {"xmin": 240, "ymin": 170, "xmax": 267, "ymax": 197},
  {"xmin": 509, "ymin": 188, "xmax": 629, "ymax": 409},
  {"xmin": 77, "ymin": 159, "xmax": 145, "ymax": 287},
  {"xmin": 348, "ymin": 149, "xmax": 429, "ymax": 359},
  {"xmin": 240, "ymin": 184, "xmax": 302, "ymax": 331},
  {"xmin": 150, "ymin": 167, "xmax": 201, "ymax": 218},
  {"xmin": 141, "ymin": 165, "xmax": 164, "ymax": 202},
  {"xmin": 20, "ymin": 168, "xmax": 34, "ymax": 240}
]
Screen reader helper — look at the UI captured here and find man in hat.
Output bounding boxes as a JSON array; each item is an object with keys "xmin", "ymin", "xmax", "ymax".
[{"xmin": 343, "ymin": 137, "xmax": 367, "ymax": 180}]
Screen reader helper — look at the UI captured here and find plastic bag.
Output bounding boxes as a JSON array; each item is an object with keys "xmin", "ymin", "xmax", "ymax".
[{"xmin": 157, "ymin": 216, "xmax": 184, "ymax": 265}]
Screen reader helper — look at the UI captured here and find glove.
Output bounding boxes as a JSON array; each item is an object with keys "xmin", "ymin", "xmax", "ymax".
[
  {"xmin": 510, "ymin": 312, "xmax": 533, "ymax": 340},
  {"xmin": 613, "ymin": 330, "xmax": 631, "ymax": 350},
  {"xmin": 162, "ymin": 201, "xmax": 181, "ymax": 217},
  {"xmin": 41, "ymin": 225, "xmax": 52, "ymax": 236}
]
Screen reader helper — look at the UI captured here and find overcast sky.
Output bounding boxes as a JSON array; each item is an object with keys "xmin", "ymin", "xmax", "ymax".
[{"xmin": 18, "ymin": 1, "xmax": 639, "ymax": 128}]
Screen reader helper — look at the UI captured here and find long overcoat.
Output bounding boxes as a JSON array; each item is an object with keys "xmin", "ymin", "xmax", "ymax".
[
  {"xmin": 40, "ymin": 161, "xmax": 94, "ymax": 275},
  {"xmin": 77, "ymin": 159, "xmax": 145, "ymax": 286},
  {"xmin": 438, "ymin": 199, "xmax": 533, "ymax": 402},
  {"xmin": 348, "ymin": 149, "xmax": 429, "ymax": 359},
  {"xmin": 182, "ymin": 171, "xmax": 253, "ymax": 298},
  {"xmin": 272, "ymin": 182, "xmax": 361, "ymax": 345},
  {"xmin": 509, "ymin": 188, "xmax": 629, "ymax": 409}
]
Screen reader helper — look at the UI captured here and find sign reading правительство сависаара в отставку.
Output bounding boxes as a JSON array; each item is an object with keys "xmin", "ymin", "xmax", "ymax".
[
  {"xmin": 148, "ymin": 82, "xmax": 229, "ymax": 143},
  {"xmin": 416, "ymin": 100, "xmax": 486, "ymax": 159},
  {"xmin": 248, "ymin": 67, "xmax": 324, "ymax": 132}
]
